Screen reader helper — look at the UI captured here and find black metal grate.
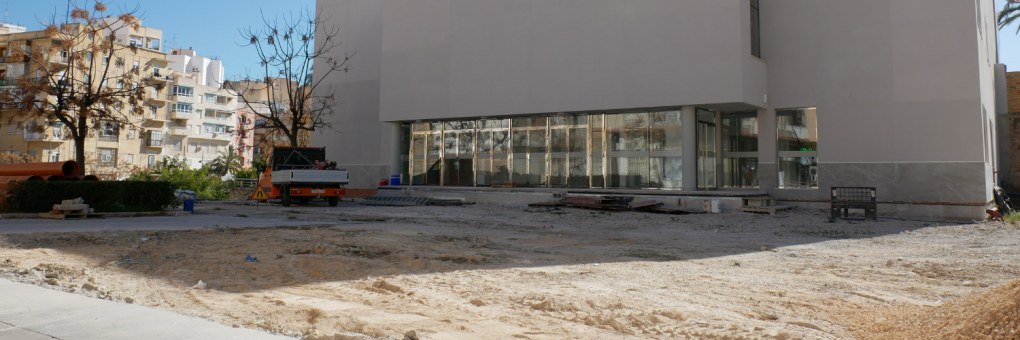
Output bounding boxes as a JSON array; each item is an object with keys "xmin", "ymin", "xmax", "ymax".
[{"xmin": 831, "ymin": 187, "xmax": 877, "ymax": 220}]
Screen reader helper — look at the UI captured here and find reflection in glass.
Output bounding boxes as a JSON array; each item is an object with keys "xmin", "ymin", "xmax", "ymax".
[
  {"xmin": 459, "ymin": 132, "xmax": 474, "ymax": 155},
  {"xmin": 444, "ymin": 132, "xmax": 458, "ymax": 155},
  {"xmin": 530, "ymin": 130, "xmax": 546, "ymax": 154},
  {"xmin": 608, "ymin": 157, "xmax": 649, "ymax": 188},
  {"xmin": 650, "ymin": 111, "xmax": 682, "ymax": 151},
  {"xmin": 412, "ymin": 135, "xmax": 425, "ymax": 157},
  {"xmin": 478, "ymin": 158, "xmax": 491, "ymax": 186},
  {"xmin": 551, "ymin": 129, "xmax": 568, "ymax": 153},
  {"xmin": 513, "ymin": 159, "xmax": 528, "ymax": 185},
  {"xmin": 779, "ymin": 157, "xmax": 817, "ymax": 188},
  {"xmin": 607, "ymin": 113, "xmax": 649, "ymax": 152},
  {"xmin": 550, "ymin": 157, "xmax": 567, "ymax": 187},
  {"xmin": 724, "ymin": 158, "xmax": 759, "ymax": 188},
  {"xmin": 722, "ymin": 112, "xmax": 758, "ymax": 152},
  {"xmin": 412, "ymin": 159, "xmax": 425, "ymax": 185},
  {"xmin": 459, "ymin": 159, "xmax": 473, "ymax": 185},
  {"xmin": 443, "ymin": 159, "xmax": 459, "ymax": 185},
  {"xmin": 513, "ymin": 131, "xmax": 528, "ymax": 153},
  {"xmin": 428, "ymin": 134, "xmax": 442, "ymax": 156},
  {"xmin": 426, "ymin": 159, "xmax": 441, "ymax": 184},
  {"xmin": 479, "ymin": 131, "xmax": 492, "ymax": 153},
  {"xmin": 569, "ymin": 157, "xmax": 588, "ymax": 188},
  {"xmin": 493, "ymin": 131, "xmax": 509, "ymax": 153},
  {"xmin": 777, "ymin": 108, "xmax": 818, "ymax": 152},
  {"xmin": 493, "ymin": 158, "xmax": 510, "ymax": 182}
]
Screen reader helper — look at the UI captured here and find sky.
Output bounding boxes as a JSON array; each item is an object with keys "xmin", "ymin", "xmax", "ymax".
[
  {"xmin": 2, "ymin": 0, "xmax": 315, "ymax": 80},
  {"xmin": 6, "ymin": 1, "xmax": 1020, "ymax": 74}
]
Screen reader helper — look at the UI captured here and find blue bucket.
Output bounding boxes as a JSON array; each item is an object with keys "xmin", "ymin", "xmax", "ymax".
[
  {"xmin": 183, "ymin": 199, "xmax": 195, "ymax": 213},
  {"xmin": 390, "ymin": 175, "xmax": 401, "ymax": 186}
]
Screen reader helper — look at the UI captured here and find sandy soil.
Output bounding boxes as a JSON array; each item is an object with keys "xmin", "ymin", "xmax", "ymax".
[{"xmin": 1, "ymin": 202, "xmax": 1018, "ymax": 339}]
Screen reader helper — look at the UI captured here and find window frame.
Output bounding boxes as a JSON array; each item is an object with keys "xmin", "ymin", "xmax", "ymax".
[{"xmin": 776, "ymin": 107, "xmax": 819, "ymax": 189}]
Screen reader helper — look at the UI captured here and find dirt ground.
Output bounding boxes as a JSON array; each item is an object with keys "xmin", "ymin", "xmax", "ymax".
[{"xmin": 1, "ymin": 201, "xmax": 1018, "ymax": 340}]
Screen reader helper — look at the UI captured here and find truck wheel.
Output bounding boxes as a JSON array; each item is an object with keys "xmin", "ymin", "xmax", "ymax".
[
  {"xmin": 281, "ymin": 186, "xmax": 292, "ymax": 207},
  {"xmin": 328, "ymin": 196, "xmax": 340, "ymax": 207}
]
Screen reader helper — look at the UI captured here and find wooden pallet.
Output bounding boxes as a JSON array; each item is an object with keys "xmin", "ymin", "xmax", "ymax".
[
  {"xmin": 741, "ymin": 204, "xmax": 796, "ymax": 216},
  {"xmin": 40, "ymin": 207, "xmax": 106, "ymax": 220}
]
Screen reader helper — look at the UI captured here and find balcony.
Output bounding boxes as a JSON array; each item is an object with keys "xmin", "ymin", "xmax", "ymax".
[
  {"xmin": 170, "ymin": 110, "xmax": 193, "ymax": 120},
  {"xmin": 147, "ymin": 90, "xmax": 171, "ymax": 103},
  {"xmin": 169, "ymin": 127, "xmax": 190, "ymax": 136},
  {"xmin": 24, "ymin": 132, "xmax": 66, "ymax": 142},
  {"xmin": 146, "ymin": 138, "xmax": 164, "ymax": 147},
  {"xmin": 189, "ymin": 132, "xmax": 234, "ymax": 141},
  {"xmin": 148, "ymin": 72, "xmax": 173, "ymax": 83},
  {"xmin": 97, "ymin": 135, "xmax": 119, "ymax": 143}
]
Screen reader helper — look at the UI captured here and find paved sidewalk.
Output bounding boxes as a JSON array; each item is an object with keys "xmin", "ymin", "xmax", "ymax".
[
  {"xmin": 0, "ymin": 215, "xmax": 327, "ymax": 234},
  {"xmin": 0, "ymin": 278, "xmax": 292, "ymax": 340}
]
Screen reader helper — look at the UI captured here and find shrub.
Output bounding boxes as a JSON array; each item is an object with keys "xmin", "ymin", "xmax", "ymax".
[
  {"xmin": 1004, "ymin": 212, "xmax": 1020, "ymax": 224},
  {"xmin": 1, "ymin": 181, "xmax": 178, "ymax": 213},
  {"xmin": 127, "ymin": 157, "xmax": 229, "ymax": 200}
]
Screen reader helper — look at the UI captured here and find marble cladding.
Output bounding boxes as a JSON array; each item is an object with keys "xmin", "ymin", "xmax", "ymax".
[
  {"xmin": 766, "ymin": 162, "xmax": 990, "ymax": 204},
  {"xmin": 339, "ymin": 164, "xmax": 392, "ymax": 189}
]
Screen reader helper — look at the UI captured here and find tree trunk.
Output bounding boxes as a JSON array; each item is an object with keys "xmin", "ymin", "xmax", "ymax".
[
  {"xmin": 74, "ymin": 135, "xmax": 86, "ymax": 176},
  {"xmin": 289, "ymin": 131, "xmax": 299, "ymax": 147}
]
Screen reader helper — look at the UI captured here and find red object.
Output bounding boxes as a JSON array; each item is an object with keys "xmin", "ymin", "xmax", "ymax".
[
  {"xmin": 379, "ymin": 180, "xmax": 388, "ymax": 186},
  {"xmin": 0, "ymin": 161, "xmax": 80, "ymax": 177},
  {"xmin": 987, "ymin": 209, "xmax": 1004, "ymax": 221}
]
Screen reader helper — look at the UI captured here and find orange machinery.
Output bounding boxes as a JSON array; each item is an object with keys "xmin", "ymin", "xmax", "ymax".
[{"xmin": 253, "ymin": 147, "xmax": 350, "ymax": 207}]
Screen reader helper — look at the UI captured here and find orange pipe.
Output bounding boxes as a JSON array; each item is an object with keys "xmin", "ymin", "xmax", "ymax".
[
  {"xmin": 0, "ymin": 175, "xmax": 43, "ymax": 184},
  {"xmin": 0, "ymin": 161, "xmax": 80, "ymax": 177}
]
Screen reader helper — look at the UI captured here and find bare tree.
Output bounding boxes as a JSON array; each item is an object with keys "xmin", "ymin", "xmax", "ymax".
[
  {"xmin": 227, "ymin": 7, "xmax": 351, "ymax": 148},
  {"xmin": 0, "ymin": 1, "xmax": 155, "ymax": 174}
]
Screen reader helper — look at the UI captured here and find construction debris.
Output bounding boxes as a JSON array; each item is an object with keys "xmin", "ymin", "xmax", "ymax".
[
  {"xmin": 360, "ymin": 196, "xmax": 429, "ymax": 207},
  {"xmin": 39, "ymin": 198, "xmax": 106, "ymax": 220}
]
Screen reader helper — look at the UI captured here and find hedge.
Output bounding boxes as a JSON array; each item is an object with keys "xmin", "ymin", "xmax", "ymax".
[{"xmin": 1, "ymin": 181, "xmax": 178, "ymax": 213}]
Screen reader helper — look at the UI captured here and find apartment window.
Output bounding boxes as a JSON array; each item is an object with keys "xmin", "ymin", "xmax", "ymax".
[
  {"xmin": 132, "ymin": 60, "xmax": 140, "ymax": 70},
  {"xmin": 116, "ymin": 57, "xmax": 125, "ymax": 68},
  {"xmin": 189, "ymin": 142, "xmax": 198, "ymax": 153},
  {"xmin": 127, "ymin": 128, "xmax": 136, "ymax": 140},
  {"xmin": 777, "ymin": 108, "xmax": 818, "ymax": 189},
  {"xmin": 205, "ymin": 94, "xmax": 217, "ymax": 103},
  {"xmin": 175, "ymin": 103, "xmax": 193, "ymax": 113},
  {"xmin": 173, "ymin": 139, "xmax": 182, "ymax": 151},
  {"xmin": 51, "ymin": 153, "xmax": 59, "ymax": 162},
  {"xmin": 98, "ymin": 148, "xmax": 117, "ymax": 167},
  {"xmin": 751, "ymin": 0, "xmax": 761, "ymax": 58},
  {"xmin": 98, "ymin": 121, "xmax": 119, "ymax": 142},
  {"xmin": 722, "ymin": 111, "xmax": 759, "ymax": 188},
  {"xmin": 149, "ymin": 39, "xmax": 160, "ymax": 50},
  {"xmin": 125, "ymin": 154, "xmax": 134, "ymax": 164},
  {"xmin": 148, "ymin": 154, "xmax": 156, "ymax": 167},
  {"xmin": 174, "ymin": 86, "xmax": 194, "ymax": 97},
  {"xmin": 15, "ymin": 122, "xmax": 23, "ymax": 134}
]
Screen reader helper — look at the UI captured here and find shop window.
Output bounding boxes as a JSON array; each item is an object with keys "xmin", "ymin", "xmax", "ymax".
[
  {"xmin": 722, "ymin": 111, "xmax": 759, "ymax": 188},
  {"xmin": 777, "ymin": 108, "xmax": 818, "ymax": 189}
]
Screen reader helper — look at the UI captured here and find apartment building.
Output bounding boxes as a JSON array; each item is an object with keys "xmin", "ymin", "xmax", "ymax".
[
  {"xmin": 0, "ymin": 20, "xmax": 172, "ymax": 179},
  {"xmin": 159, "ymin": 49, "xmax": 240, "ymax": 169},
  {"xmin": 227, "ymin": 77, "xmax": 310, "ymax": 159},
  {"xmin": 313, "ymin": 0, "xmax": 1003, "ymax": 219}
]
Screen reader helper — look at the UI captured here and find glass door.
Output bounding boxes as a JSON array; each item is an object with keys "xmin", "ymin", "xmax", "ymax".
[{"xmin": 697, "ymin": 109, "xmax": 717, "ymax": 190}]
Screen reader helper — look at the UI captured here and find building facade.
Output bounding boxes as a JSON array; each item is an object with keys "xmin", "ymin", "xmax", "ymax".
[
  {"xmin": 161, "ymin": 49, "xmax": 240, "ymax": 169},
  {"xmin": 0, "ymin": 20, "xmax": 172, "ymax": 179},
  {"xmin": 0, "ymin": 24, "xmax": 246, "ymax": 176},
  {"xmin": 314, "ymin": 0, "xmax": 1000, "ymax": 219}
]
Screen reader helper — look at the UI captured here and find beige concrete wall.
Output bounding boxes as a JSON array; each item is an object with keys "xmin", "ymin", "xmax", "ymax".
[{"xmin": 314, "ymin": 0, "xmax": 999, "ymax": 209}]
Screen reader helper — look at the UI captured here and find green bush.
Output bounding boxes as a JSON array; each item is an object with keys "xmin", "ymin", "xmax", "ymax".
[
  {"xmin": 1, "ymin": 181, "xmax": 178, "ymax": 213},
  {"xmin": 127, "ymin": 157, "xmax": 230, "ymax": 200},
  {"xmin": 233, "ymin": 167, "xmax": 261, "ymax": 180},
  {"xmin": 1004, "ymin": 212, "xmax": 1020, "ymax": 224}
]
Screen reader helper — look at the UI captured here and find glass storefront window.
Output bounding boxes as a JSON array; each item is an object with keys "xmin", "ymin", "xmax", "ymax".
[
  {"xmin": 724, "ymin": 157, "xmax": 759, "ymax": 188},
  {"xmin": 777, "ymin": 108, "xmax": 818, "ymax": 189},
  {"xmin": 722, "ymin": 111, "xmax": 759, "ymax": 188}
]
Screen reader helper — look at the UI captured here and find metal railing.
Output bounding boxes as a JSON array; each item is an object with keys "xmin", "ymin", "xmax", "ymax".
[
  {"xmin": 233, "ymin": 178, "xmax": 259, "ymax": 188},
  {"xmin": 97, "ymin": 135, "xmax": 119, "ymax": 143},
  {"xmin": 24, "ymin": 133, "xmax": 63, "ymax": 142},
  {"xmin": 146, "ymin": 139, "xmax": 164, "ymax": 147}
]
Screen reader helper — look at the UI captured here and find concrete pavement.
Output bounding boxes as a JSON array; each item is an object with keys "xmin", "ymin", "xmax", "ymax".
[
  {"xmin": 0, "ymin": 278, "xmax": 291, "ymax": 340},
  {"xmin": 0, "ymin": 215, "xmax": 327, "ymax": 234}
]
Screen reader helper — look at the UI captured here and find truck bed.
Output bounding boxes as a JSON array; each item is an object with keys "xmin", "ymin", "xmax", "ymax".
[{"xmin": 271, "ymin": 170, "xmax": 350, "ymax": 186}]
